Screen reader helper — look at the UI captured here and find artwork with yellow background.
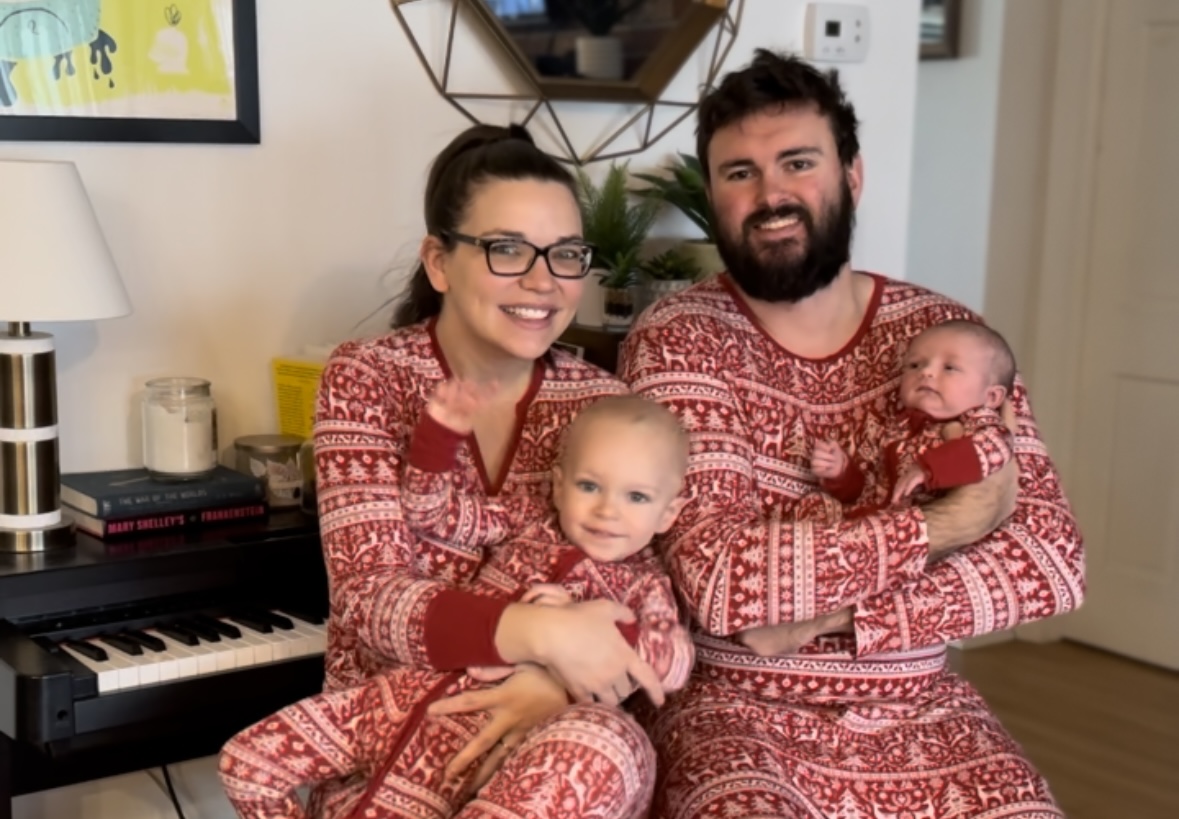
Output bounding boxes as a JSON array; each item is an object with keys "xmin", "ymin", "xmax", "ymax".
[{"xmin": 0, "ymin": 0, "xmax": 236, "ymax": 119}]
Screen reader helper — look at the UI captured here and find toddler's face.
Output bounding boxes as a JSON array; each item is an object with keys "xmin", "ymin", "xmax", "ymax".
[
  {"xmin": 552, "ymin": 418, "xmax": 685, "ymax": 563},
  {"xmin": 900, "ymin": 330, "xmax": 1004, "ymax": 420}
]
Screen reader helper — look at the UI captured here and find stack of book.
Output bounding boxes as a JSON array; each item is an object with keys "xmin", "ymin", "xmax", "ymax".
[{"xmin": 60, "ymin": 465, "xmax": 268, "ymax": 540}]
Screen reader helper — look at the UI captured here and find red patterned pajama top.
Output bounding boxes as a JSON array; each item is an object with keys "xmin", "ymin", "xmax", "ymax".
[
  {"xmin": 619, "ymin": 273, "xmax": 1084, "ymax": 818},
  {"xmin": 287, "ymin": 318, "xmax": 661, "ymax": 818}
]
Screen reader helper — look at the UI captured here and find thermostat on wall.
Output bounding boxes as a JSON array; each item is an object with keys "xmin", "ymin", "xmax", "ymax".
[{"xmin": 803, "ymin": 3, "xmax": 870, "ymax": 63}]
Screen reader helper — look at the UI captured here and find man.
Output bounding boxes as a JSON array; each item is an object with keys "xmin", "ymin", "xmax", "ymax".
[{"xmin": 620, "ymin": 50, "xmax": 1084, "ymax": 818}]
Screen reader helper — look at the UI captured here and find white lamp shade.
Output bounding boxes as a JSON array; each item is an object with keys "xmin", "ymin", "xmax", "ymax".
[{"xmin": 0, "ymin": 159, "xmax": 131, "ymax": 323}]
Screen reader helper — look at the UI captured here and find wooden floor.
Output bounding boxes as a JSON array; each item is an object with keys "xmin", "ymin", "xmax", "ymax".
[{"xmin": 952, "ymin": 640, "xmax": 1179, "ymax": 819}]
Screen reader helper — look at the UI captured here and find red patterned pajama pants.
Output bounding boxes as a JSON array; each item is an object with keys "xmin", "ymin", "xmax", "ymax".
[
  {"xmin": 645, "ymin": 675, "xmax": 1063, "ymax": 819},
  {"xmin": 219, "ymin": 668, "xmax": 655, "ymax": 819}
]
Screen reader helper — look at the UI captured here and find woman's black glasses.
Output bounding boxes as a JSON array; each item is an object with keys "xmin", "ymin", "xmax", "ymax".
[{"xmin": 443, "ymin": 231, "xmax": 595, "ymax": 279}]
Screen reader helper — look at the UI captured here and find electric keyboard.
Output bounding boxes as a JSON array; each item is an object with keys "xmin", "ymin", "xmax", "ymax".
[{"xmin": 0, "ymin": 511, "xmax": 329, "ymax": 818}]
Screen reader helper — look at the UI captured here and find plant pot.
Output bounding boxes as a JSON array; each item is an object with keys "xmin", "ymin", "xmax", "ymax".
[
  {"xmin": 575, "ymin": 270, "xmax": 607, "ymax": 327},
  {"xmin": 643, "ymin": 278, "xmax": 693, "ymax": 308},
  {"xmin": 602, "ymin": 286, "xmax": 636, "ymax": 328},
  {"xmin": 680, "ymin": 240, "xmax": 725, "ymax": 277},
  {"xmin": 576, "ymin": 35, "xmax": 624, "ymax": 80}
]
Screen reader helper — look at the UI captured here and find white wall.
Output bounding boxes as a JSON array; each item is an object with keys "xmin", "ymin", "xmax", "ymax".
[
  {"xmin": 10, "ymin": 1, "xmax": 921, "ymax": 816},
  {"xmin": 906, "ymin": 0, "xmax": 1006, "ymax": 311}
]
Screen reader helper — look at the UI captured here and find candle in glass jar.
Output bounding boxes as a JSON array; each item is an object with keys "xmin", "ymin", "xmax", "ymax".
[{"xmin": 142, "ymin": 377, "xmax": 217, "ymax": 480}]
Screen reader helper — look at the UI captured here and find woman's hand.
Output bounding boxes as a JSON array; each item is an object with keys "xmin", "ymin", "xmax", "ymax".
[
  {"xmin": 428, "ymin": 663, "xmax": 568, "ymax": 790},
  {"xmin": 425, "ymin": 378, "xmax": 498, "ymax": 435},
  {"xmin": 495, "ymin": 599, "xmax": 665, "ymax": 707}
]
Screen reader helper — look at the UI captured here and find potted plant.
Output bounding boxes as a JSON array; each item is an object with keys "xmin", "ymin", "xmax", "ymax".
[
  {"xmin": 551, "ymin": 0, "xmax": 645, "ymax": 79},
  {"xmin": 638, "ymin": 246, "xmax": 703, "ymax": 306},
  {"xmin": 632, "ymin": 152, "xmax": 725, "ymax": 277},
  {"xmin": 577, "ymin": 162, "xmax": 659, "ymax": 328}
]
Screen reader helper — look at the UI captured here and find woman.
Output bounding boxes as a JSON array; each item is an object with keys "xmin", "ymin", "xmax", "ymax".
[{"xmin": 223, "ymin": 124, "xmax": 661, "ymax": 819}]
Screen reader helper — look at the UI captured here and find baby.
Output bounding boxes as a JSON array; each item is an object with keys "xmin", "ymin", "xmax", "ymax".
[
  {"xmin": 813, "ymin": 319, "xmax": 1017, "ymax": 512},
  {"xmin": 220, "ymin": 392, "xmax": 693, "ymax": 819}
]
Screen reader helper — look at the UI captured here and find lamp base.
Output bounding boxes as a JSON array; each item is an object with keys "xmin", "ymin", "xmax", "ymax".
[{"xmin": 0, "ymin": 514, "xmax": 76, "ymax": 553}]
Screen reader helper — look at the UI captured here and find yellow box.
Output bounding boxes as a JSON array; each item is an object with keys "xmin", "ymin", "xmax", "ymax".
[{"xmin": 271, "ymin": 356, "xmax": 327, "ymax": 439}]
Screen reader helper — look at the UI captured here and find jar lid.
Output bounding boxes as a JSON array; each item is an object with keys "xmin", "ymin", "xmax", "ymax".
[
  {"xmin": 234, "ymin": 434, "xmax": 304, "ymax": 455},
  {"xmin": 145, "ymin": 376, "xmax": 211, "ymax": 396}
]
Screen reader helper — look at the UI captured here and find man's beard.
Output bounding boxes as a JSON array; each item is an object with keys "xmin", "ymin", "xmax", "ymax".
[{"xmin": 717, "ymin": 177, "xmax": 855, "ymax": 304}]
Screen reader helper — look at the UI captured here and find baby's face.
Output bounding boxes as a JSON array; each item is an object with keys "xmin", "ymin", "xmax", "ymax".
[
  {"xmin": 552, "ymin": 418, "xmax": 685, "ymax": 563},
  {"xmin": 900, "ymin": 330, "xmax": 1003, "ymax": 420}
]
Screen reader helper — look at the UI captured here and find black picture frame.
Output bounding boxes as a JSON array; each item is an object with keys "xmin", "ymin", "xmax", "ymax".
[
  {"xmin": 0, "ymin": 0, "xmax": 259, "ymax": 144},
  {"xmin": 920, "ymin": 0, "xmax": 962, "ymax": 60}
]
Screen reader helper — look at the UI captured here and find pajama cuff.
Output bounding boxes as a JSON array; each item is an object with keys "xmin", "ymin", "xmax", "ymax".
[
  {"xmin": 423, "ymin": 589, "xmax": 511, "ymax": 670},
  {"xmin": 852, "ymin": 507, "xmax": 933, "ymax": 658},
  {"xmin": 918, "ymin": 437, "xmax": 983, "ymax": 491},
  {"xmin": 821, "ymin": 462, "xmax": 865, "ymax": 504},
  {"xmin": 853, "ymin": 584, "xmax": 917, "ymax": 658},
  {"xmin": 409, "ymin": 413, "xmax": 467, "ymax": 473}
]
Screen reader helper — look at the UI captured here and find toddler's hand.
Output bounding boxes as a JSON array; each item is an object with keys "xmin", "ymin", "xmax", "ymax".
[
  {"xmin": 426, "ymin": 378, "xmax": 497, "ymax": 435},
  {"xmin": 892, "ymin": 467, "xmax": 927, "ymax": 504},
  {"xmin": 521, "ymin": 583, "xmax": 574, "ymax": 607},
  {"xmin": 466, "ymin": 665, "xmax": 515, "ymax": 683},
  {"xmin": 811, "ymin": 438, "xmax": 849, "ymax": 480}
]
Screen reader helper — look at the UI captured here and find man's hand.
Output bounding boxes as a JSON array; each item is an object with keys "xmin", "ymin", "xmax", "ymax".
[
  {"xmin": 892, "ymin": 467, "xmax": 927, "ymax": 504},
  {"xmin": 923, "ymin": 458, "xmax": 1018, "ymax": 560},
  {"xmin": 426, "ymin": 378, "xmax": 498, "ymax": 435},
  {"xmin": 737, "ymin": 608, "xmax": 854, "ymax": 656},
  {"xmin": 811, "ymin": 438, "xmax": 850, "ymax": 480}
]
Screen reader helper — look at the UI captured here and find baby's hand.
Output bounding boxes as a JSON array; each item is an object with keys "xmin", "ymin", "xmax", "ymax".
[
  {"xmin": 892, "ymin": 467, "xmax": 927, "ymax": 504},
  {"xmin": 941, "ymin": 420, "xmax": 965, "ymax": 441},
  {"xmin": 426, "ymin": 378, "xmax": 497, "ymax": 435},
  {"xmin": 521, "ymin": 584, "xmax": 574, "ymax": 607},
  {"xmin": 811, "ymin": 438, "xmax": 849, "ymax": 480}
]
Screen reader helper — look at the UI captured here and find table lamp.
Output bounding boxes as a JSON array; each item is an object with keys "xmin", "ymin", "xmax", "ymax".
[{"xmin": 0, "ymin": 159, "xmax": 132, "ymax": 553}]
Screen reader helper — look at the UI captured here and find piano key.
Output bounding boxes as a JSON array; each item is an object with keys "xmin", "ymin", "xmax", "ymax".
[
  {"xmin": 228, "ymin": 612, "xmax": 273, "ymax": 634},
  {"xmin": 250, "ymin": 609, "xmax": 295, "ymax": 631},
  {"xmin": 158, "ymin": 624, "xmax": 200, "ymax": 647},
  {"xmin": 286, "ymin": 620, "xmax": 327, "ymax": 656},
  {"xmin": 148, "ymin": 631, "xmax": 205, "ymax": 679},
  {"xmin": 278, "ymin": 607, "xmax": 325, "ymax": 626},
  {"xmin": 205, "ymin": 619, "xmax": 256, "ymax": 668},
  {"xmin": 85, "ymin": 638, "xmax": 141, "ymax": 690},
  {"xmin": 64, "ymin": 639, "xmax": 109, "ymax": 662},
  {"xmin": 60, "ymin": 642, "xmax": 121, "ymax": 693},
  {"xmin": 124, "ymin": 630, "xmax": 167, "ymax": 652},
  {"xmin": 135, "ymin": 630, "xmax": 186, "ymax": 682},
  {"xmin": 183, "ymin": 633, "xmax": 222, "ymax": 675},
  {"xmin": 93, "ymin": 635, "xmax": 164, "ymax": 687},
  {"xmin": 284, "ymin": 615, "xmax": 327, "ymax": 651},
  {"xmin": 98, "ymin": 634, "xmax": 144, "ymax": 657},
  {"xmin": 235, "ymin": 626, "xmax": 277, "ymax": 664},
  {"xmin": 194, "ymin": 626, "xmax": 240, "ymax": 672},
  {"xmin": 191, "ymin": 613, "xmax": 242, "ymax": 640},
  {"xmin": 177, "ymin": 618, "xmax": 222, "ymax": 643}
]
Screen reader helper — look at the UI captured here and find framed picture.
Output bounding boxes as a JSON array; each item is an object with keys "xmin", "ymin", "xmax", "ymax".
[
  {"xmin": 920, "ymin": 0, "xmax": 962, "ymax": 60},
  {"xmin": 0, "ymin": 0, "xmax": 259, "ymax": 144}
]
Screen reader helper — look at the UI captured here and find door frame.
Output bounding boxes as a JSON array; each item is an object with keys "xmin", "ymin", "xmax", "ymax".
[{"xmin": 981, "ymin": 0, "xmax": 1109, "ymax": 642}]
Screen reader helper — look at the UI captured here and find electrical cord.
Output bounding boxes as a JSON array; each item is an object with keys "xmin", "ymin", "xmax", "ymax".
[{"xmin": 157, "ymin": 765, "xmax": 188, "ymax": 819}]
